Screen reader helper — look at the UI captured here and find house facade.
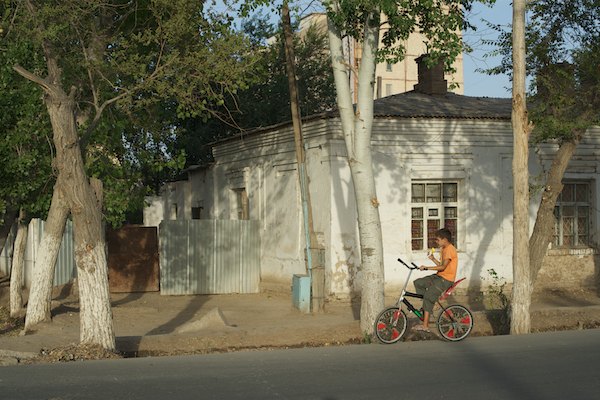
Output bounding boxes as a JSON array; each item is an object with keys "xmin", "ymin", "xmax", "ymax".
[{"xmin": 146, "ymin": 65, "xmax": 600, "ymax": 298}]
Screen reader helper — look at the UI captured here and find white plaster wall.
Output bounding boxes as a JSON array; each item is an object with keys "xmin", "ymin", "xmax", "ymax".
[
  {"xmin": 162, "ymin": 181, "xmax": 190, "ymax": 220},
  {"xmin": 325, "ymin": 117, "xmax": 518, "ymax": 296},
  {"xmin": 328, "ymin": 153, "xmax": 358, "ymax": 297},
  {"xmin": 209, "ymin": 125, "xmax": 326, "ymax": 288},
  {"xmin": 260, "ymin": 163, "xmax": 305, "ymax": 283},
  {"xmin": 166, "ymin": 119, "xmax": 599, "ymax": 297},
  {"xmin": 143, "ymin": 195, "xmax": 164, "ymax": 227},
  {"xmin": 188, "ymin": 168, "xmax": 214, "ymax": 218}
]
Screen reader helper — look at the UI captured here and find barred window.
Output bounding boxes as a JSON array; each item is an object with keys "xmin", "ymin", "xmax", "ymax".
[
  {"xmin": 554, "ymin": 182, "xmax": 591, "ymax": 247},
  {"xmin": 411, "ymin": 181, "xmax": 458, "ymax": 251}
]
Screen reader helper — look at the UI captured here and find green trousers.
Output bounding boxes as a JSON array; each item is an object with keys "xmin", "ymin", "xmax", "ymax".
[{"xmin": 414, "ymin": 274, "xmax": 453, "ymax": 313}]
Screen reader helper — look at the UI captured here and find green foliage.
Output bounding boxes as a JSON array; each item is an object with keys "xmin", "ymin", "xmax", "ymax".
[
  {"xmin": 483, "ymin": 268, "xmax": 509, "ymax": 311},
  {"xmin": 324, "ymin": 0, "xmax": 478, "ymax": 71},
  {"xmin": 362, "ymin": 331, "xmax": 373, "ymax": 344},
  {"xmin": 478, "ymin": 0, "xmax": 600, "ymax": 142},
  {"xmin": 1, "ymin": 0, "xmax": 260, "ymax": 226},
  {"xmin": 479, "ymin": 268, "xmax": 510, "ymax": 334},
  {"xmin": 178, "ymin": 12, "xmax": 337, "ymax": 165},
  {"xmin": 0, "ymin": 34, "xmax": 54, "ymax": 220}
]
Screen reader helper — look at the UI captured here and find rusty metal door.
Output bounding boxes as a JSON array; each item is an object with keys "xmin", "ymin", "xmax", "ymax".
[{"xmin": 107, "ymin": 225, "xmax": 159, "ymax": 293}]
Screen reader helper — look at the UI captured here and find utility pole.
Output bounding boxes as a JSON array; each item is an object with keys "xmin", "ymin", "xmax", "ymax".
[{"xmin": 281, "ymin": 1, "xmax": 324, "ymax": 312}]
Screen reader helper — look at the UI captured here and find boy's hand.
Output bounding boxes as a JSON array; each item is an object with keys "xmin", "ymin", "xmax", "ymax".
[{"xmin": 418, "ymin": 265, "xmax": 427, "ymax": 271}]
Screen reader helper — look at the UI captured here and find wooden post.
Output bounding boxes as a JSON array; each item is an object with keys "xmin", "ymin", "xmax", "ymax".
[{"xmin": 281, "ymin": 2, "xmax": 324, "ymax": 312}]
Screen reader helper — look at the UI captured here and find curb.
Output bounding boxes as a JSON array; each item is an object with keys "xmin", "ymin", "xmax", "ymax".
[{"xmin": 0, "ymin": 349, "xmax": 38, "ymax": 366}]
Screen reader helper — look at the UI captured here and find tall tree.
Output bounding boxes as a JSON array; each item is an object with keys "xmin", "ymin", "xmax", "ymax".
[
  {"xmin": 524, "ymin": 1, "xmax": 599, "ymax": 286},
  {"xmin": 2, "ymin": 0, "xmax": 257, "ymax": 350},
  {"xmin": 510, "ymin": 0, "xmax": 531, "ymax": 334},
  {"xmin": 325, "ymin": 0, "xmax": 475, "ymax": 334},
  {"xmin": 482, "ymin": 0, "xmax": 600, "ymax": 333}
]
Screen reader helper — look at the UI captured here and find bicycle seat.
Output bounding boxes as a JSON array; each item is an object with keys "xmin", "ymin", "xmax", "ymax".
[{"xmin": 438, "ymin": 277, "xmax": 466, "ymax": 301}]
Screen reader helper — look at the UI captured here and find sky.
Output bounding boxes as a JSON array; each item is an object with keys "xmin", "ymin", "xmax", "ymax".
[
  {"xmin": 462, "ymin": 1, "xmax": 513, "ymax": 98},
  {"xmin": 212, "ymin": 0, "xmax": 515, "ymax": 99}
]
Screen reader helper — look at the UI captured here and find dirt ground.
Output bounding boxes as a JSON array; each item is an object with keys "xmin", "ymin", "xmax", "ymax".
[
  {"xmin": 0, "ymin": 282, "xmax": 366, "ymax": 363},
  {"xmin": 2, "ymin": 279, "xmax": 600, "ymax": 365}
]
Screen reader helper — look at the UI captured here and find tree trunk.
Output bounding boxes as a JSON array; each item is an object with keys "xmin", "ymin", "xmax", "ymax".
[
  {"xmin": 24, "ymin": 182, "xmax": 69, "ymax": 331},
  {"xmin": 16, "ymin": 1, "xmax": 115, "ymax": 350},
  {"xmin": 0, "ymin": 207, "xmax": 18, "ymax": 256},
  {"xmin": 328, "ymin": 10, "xmax": 385, "ymax": 334},
  {"xmin": 529, "ymin": 138, "xmax": 580, "ymax": 283},
  {"xmin": 510, "ymin": 0, "xmax": 532, "ymax": 335},
  {"xmin": 45, "ymin": 89, "xmax": 115, "ymax": 350},
  {"xmin": 9, "ymin": 209, "xmax": 27, "ymax": 317}
]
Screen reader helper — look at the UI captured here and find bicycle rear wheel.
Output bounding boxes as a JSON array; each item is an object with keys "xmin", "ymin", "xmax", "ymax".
[
  {"xmin": 374, "ymin": 307, "xmax": 407, "ymax": 344},
  {"xmin": 437, "ymin": 304, "xmax": 473, "ymax": 342}
]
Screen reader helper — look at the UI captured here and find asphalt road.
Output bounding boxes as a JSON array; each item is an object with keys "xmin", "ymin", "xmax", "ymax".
[{"xmin": 1, "ymin": 329, "xmax": 599, "ymax": 400}]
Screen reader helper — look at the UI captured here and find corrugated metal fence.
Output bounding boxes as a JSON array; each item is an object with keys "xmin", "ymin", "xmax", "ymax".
[
  {"xmin": 159, "ymin": 220, "xmax": 260, "ymax": 295},
  {"xmin": 0, "ymin": 218, "xmax": 76, "ymax": 287}
]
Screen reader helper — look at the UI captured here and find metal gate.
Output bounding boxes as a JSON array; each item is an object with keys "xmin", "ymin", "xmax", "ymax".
[
  {"xmin": 159, "ymin": 220, "xmax": 260, "ymax": 295},
  {"xmin": 107, "ymin": 225, "xmax": 159, "ymax": 293}
]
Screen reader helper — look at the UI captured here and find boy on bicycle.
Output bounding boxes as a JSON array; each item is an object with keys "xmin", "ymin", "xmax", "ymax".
[{"xmin": 413, "ymin": 228, "xmax": 458, "ymax": 332}]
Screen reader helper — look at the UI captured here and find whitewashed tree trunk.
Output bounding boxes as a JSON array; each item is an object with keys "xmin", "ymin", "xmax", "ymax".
[
  {"xmin": 510, "ymin": 0, "xmax": 532, "ymax": 334},
  {"xmin": 24, "ymin": 184, "xmax": 69, "ymax": 331},
  {"xmin": 15, "ymin": 1, "xmax": 114, "ymax": 350},
  {"xmin": 16, "ymin": 56, "xmax": 115, "ymax": 350},
  {"xmin": 46, "ymin": 89, "xmax": 115, "ymax": 350},
  {"xmin": 9, "ymin": 210, "xmax": 27, "ymax": 317},
  {"xmin": 327, "ymin": 9, "xmax": 385, "ymax": 334}
]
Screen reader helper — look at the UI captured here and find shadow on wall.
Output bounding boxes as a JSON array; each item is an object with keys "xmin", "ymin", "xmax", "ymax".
[{"xmin": 366, "ymin": 116, "xmax": 510, "ymax": 307}]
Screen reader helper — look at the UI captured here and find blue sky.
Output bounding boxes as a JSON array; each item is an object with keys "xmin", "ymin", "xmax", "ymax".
[{"xmin": 462, "ymin": 1, "xmax": 513, "ymax": 98}]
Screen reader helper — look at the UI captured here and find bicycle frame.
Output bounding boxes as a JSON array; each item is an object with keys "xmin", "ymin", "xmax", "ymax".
[{"xmin": 395, "ymin": 258, "xmax": 458, "ymax": 322}]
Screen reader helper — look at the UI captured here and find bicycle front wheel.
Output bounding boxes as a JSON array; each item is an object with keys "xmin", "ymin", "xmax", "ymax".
[
  {"xmin": 437, "ymin": 304, "xmax": 473, "ymax": 342},
  {"xmin": 374, "ymin": 307, "xmax": 407, "ymax": 344}
]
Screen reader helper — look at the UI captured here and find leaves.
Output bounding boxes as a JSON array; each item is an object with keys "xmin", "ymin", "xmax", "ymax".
[
  {"xmin": 478, "ymin": 0, "xmax": 599, "ymax": 142},
  {"xmin": 0, "ymin": 35, "xmax": 54, "ymax": 219},
  {"xmin": 177, "ymin": 12, "xmax": 337, "ymax": 165},
  {"xmin": 324, "ymin": 0, "xmax": 473, "ymax": 69},
  {"xmin": 2, "ymin": 0, "xmax": 261, "ymax": 225}
]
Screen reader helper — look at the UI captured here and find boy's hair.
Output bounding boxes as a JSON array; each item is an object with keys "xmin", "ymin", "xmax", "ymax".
[{"xmin": 436, "ymin": 228, "xmax": 453, "ymax": 243}]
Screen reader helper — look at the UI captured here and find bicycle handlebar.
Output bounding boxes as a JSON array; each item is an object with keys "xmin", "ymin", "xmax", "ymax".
[{"xmin": 397, "ymin": 258, "xmax": 419, "ymax": 270}]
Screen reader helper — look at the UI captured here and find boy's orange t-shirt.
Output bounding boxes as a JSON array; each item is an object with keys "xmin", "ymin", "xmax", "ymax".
[{"xmin": 437, "ymin": 243, "xmax": 458, "ymax": 282}]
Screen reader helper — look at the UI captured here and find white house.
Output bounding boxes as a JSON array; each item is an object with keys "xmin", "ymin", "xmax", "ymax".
[{"xmin": 146, "ymin": 59, "xmax": 600, "ymax": 299}]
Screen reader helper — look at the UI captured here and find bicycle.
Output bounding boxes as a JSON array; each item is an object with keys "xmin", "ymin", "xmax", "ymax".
[{"xmin": 374, "ymin": 258, "xmax": 474, "ymax": 343}]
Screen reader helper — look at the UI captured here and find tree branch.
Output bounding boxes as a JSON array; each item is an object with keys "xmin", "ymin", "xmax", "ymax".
[{"xmin": 12, "ymin": 64, "xmax": 54, "ymax": 94}]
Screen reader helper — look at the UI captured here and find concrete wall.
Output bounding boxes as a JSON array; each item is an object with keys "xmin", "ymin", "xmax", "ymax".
[{"xmin": 537, "ymin": 250, "xmax": 599, "ymax": 292}]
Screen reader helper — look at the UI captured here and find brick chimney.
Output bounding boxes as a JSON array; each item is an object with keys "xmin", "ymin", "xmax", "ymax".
[{"xmin": 414, "ymin": 54, "xmax": 448, "ymax": 95}]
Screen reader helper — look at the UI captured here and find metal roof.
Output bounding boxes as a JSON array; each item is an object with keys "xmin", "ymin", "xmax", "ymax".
[
  {"xmin": 209, "ymin": 91, "xmax": 513, "ymax": 147},
  {"xmin": 371, "ymin": 91, "xmax": 512, "ymax": 120}
]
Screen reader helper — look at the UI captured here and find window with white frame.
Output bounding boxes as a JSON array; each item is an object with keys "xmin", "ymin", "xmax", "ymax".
[
  {"xmin": 411, "ymin": 181, "xmax": 458, "ymax": 251},
  {"xmin": 553, "ymin": 181, "xmax": 591, "ymax": 247}
]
